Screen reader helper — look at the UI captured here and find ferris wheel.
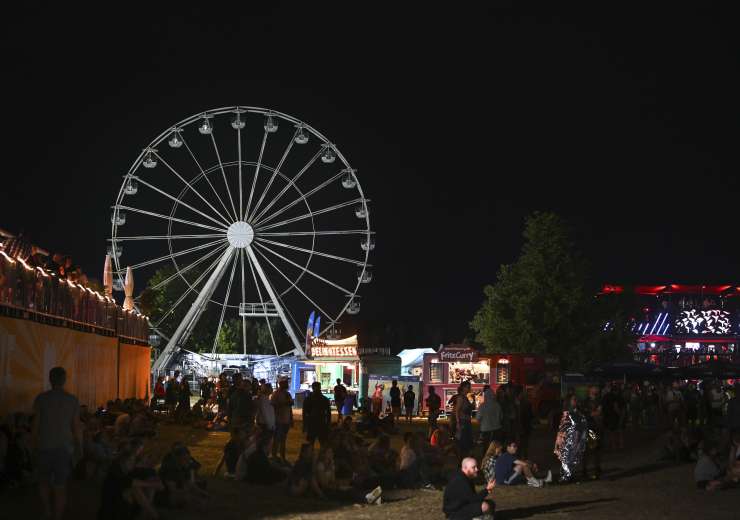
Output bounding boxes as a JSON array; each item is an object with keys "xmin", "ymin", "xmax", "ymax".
[{"xmin": 109, "ymin": 106, "xmax": 374, "ymax": 372}]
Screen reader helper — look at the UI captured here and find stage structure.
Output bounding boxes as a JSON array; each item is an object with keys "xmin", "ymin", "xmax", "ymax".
[{"xmin": 109, "ymin": 107, "xmax": 374, "ymax": 373}]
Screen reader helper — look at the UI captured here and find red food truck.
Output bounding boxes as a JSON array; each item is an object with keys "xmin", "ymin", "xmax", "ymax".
[{"xmin": 421, "ymin": 345, "xmax": 561, "ymax": 422}]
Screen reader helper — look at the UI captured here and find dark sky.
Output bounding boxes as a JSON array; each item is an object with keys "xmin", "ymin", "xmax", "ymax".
[{"xmin": 2, "ymin": 6, "xmax": 738, "ymax": 347}]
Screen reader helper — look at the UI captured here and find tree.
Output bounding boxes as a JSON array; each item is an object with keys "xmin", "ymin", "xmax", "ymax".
[{"xmin": 470, "ymin": 212, "xmax": 590, "ymax": 365}]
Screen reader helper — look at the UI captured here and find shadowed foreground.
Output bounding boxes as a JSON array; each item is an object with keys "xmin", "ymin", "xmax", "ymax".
[{"xmin": 1, "ymin": 419, "xmax": 737, "ymax": 519}]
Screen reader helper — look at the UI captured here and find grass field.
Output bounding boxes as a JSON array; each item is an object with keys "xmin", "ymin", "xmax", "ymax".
[{"xmin": 1, "ymin": 414, "xmax": 738, "ymax": 519}]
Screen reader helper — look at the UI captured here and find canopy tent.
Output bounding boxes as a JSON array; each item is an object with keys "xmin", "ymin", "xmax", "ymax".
[
  {"xmin": 589, "ymin": 361, "xmax": 665, "ymax": 379},
  {"xmin": 397, "ymin": 347, "xmax": 436, "ymax": 376},
  {"xmin": 677, "ymin": 360, "xmax": 740, "ymax": 380}
]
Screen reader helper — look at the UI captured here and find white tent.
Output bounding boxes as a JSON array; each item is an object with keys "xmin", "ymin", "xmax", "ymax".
[{"xmin": 397, "ymin": 347, "xmax": 437, "ymax": 376}]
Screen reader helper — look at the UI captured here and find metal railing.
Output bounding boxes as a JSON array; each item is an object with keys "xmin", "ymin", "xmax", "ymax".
[{"xmin": 0, "ymin": 251, "xmax": 148, "ymax": 342}]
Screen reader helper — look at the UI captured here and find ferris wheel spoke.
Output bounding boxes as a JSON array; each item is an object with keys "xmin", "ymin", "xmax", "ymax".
[
  {"xmin": 255, "ymin": 198, "xmax": 365, "ymax": 232},
  {"xmin": 247, "ymin": 129, "xmax": 299, "ymax": 222},
  {"xmin": 139, "ymin": 243, "xmax": 229, "ymax": 295},
  {"xmin": 131, "ymin": 175, "xmax": 233, "ymax": 229},
  {"xmin": 251, "ymin": 149, "xmax": 322, "ymax": 224},
  {"xmin": 245, "ymin": 246, "xmax": 280, "ymax": 356},
  {"xmin": 254, "ymin": 170, "xmax": 344, "ymax": 227},
  {"xmin": 181, "ymin": 134, "xmax": 235, "ymax": 224},
  {"xmin": 254, "ymin": 237, "xmax": 368, "ymax": 267},
  {"xmin": 211, "ymin": 252, "xmax": 239, "ymax": 354},
  {"xmin": 110, "ymin": 233, "xmax": 225, "ymax": 242},
  {"xmin": 244, "ymin": 131, "xmax": 269, "ymax": 221},
  {"xmin": 237, "ymin": 127, "xmax": 244, "ymax": 219},
  {"xmin": 153, "ymin": 152, "xmax": 232, "ymax": 227},
  {"xmin": 253, "ymin": 241, "xmax": 354, "ymax": 296},
  {"xmin": 210, "ymin": 133, "xmax": 240, "ymax": 221},
  {"xmin": 256, "ymin": 229, "xmax": 376, "ymax": 237},
  {"xmin": 115, "ymin": 205, "xmax": 228, "ymax": 233},
  {"xmin": 125, "ymin": 239, "xmax": 227, "ymax": 271},
  {"xmin": 153, "ymin": 250, "xmax": 226, "ymax": 328},
  {"xmin": 239, "ymin": 249, "xmax": 247, "ymax": 355},
  {"xmin": 251, "ymin": 245, "xmax": 335, "ymax": 322}
]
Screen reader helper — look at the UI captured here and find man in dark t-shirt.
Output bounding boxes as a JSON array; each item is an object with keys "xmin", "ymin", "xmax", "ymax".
[
  {"xmin": 32, "ymin": 367, "xmax": 81, "ymax": 520},
  {"xmin": 333, "ymin": 379, "xmax": 347, "ymax": 422},
  {"xmin": 390, "ymin": 380, "xmax": 402, "ymax": 418},
  {"xmin": 404, "ymin": 386, "xmax": 416, "ymax": 422},
  {"xmin": 303, "ymin": 382, "xmax": 331, "ymax": 446}
]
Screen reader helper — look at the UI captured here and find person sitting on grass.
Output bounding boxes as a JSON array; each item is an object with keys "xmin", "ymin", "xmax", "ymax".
[
  {"xmin": 234, "ymin": 429, "xmax": 259, "ymax": 481},
  {"xmin": 481, "ymin": 440, "xmax": 503, "ymax": 485},
  {"xmin": 398, "ymin": 432, "xmax": 421, "ymax": 488},
  {"xmin": 99, "ymin": 438, "xmax": 162, "ymax": 520},
  {"xmin": 694, "ymin": 441, "xmax": 722, "ymax": 491},
  {"xmin": 313, "ymin": 445, "xmax": 337, "ymax": 498},
  {"xmin": 214, "ymin": 428, "xmax": 245, "ymax": 479},
  {"xmin": 243, "ymin": 431, "xmax": 289, "ymax": 485},
  {"xmin": 368, "ymin": 434, "xmax": 397, "ymax": 473},
  {"xmin": 726, "ymin": 432, "xmax": 740, "ymax": 485},
  {"xmin": 289, "ymin": 443, "xmax": 320, "ymax": 497},
  {"xmin": 430, "ymin": 423, "xmax": 457, "ymax": 458},
  {"xmin": 443, "ymin": 457, "xmax": 495, "ymax": 520},
  {"xmin": 157, "ymin": 443, "xmax": 208, "ymax": 510},
  {"xmin": 331, "ymin": 417, "xmax": 359, "ymax": 478},
  {"xmin": 494, "ymin": 440, "xmax": 551, "ymax": 487}
]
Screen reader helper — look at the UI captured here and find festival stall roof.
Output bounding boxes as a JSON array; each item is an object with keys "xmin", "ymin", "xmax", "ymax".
[
  {"xmin": 599, "ymin": 284, "xmax": 740, "ymax": 296},
  {"xmin": 397, "ymin": 348, "xmax": 437, "ymax": 375}
]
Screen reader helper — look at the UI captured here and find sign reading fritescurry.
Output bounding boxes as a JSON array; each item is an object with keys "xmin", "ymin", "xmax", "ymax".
[{"xmin": 438, "ymin": 345, "xmax": 479, "ymax": 362}]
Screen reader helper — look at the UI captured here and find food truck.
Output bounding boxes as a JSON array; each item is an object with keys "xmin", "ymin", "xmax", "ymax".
[{"xmin": 421, "ymin": 344, "xmax": 561, "ymax": 420}]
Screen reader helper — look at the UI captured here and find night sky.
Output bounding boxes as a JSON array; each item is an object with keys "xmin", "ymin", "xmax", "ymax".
[{"xmin": 2, "ymin": 7, "xmax": 738, "ymax": 347}]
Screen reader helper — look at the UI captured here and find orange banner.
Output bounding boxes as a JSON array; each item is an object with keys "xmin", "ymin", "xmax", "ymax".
[{"xmin": 0, "ymin": 316, "xmax": 150, "ymax": 416}]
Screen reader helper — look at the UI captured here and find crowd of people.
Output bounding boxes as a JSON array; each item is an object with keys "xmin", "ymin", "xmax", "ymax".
[
  {"xmin": 3, "ymin": 365, "xmax": 739, "ymax": 519},
  {"xmin": 552, "ymin": 379, "xmax": 740, "ymax": 489}
]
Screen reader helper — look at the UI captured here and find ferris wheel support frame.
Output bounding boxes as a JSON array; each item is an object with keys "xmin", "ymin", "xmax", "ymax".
[
  {"xmin": 152, "ymin": 246, "xmax": 235, "ymax": 374},
  {"xmin": 245, "ymin": 245, "xmax": 305, "ymax": 358}
]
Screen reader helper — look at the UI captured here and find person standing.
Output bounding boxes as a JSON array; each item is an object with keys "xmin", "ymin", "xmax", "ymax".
[
  {"xmin": 456, "ymin": 381, "xmax": 474, "ymax": 458},
  {"xmin": 581, "ymin": 386, "xmax": 603, "ymax": 480},
  {"xmin": 477, "ymin": 387, "xmax": 502, "ymax": 448},
  {"xmin": 271, "ymin": 378, "xmax": 294, "ymax": 461},
  {"xmin": 426, "ymin": 386, "xmax": 442, "ymax": 436},
  {"xmin": 256, "ymin": 383, "xmax": 276, "ymax": 446},
  {"xmin": 371, "ymin": 384, "xmax": 384, "ymax": 418},
  {"xmin": 403, "ymin": 385, "xmax": 416, "ymax": 423},
  {"xmin": 389, "ymin": 380, "xmax": 402, "ymax": 419},
  {"xmin": 333, "ymin": 379, "xmax": 347, "ymax": 422},
  {"xmin": 554, "ymin": 394, "xmax": 587, "ymax": 483},
  {"xmin": 32, "ymin": 367, "xmax": 82, "ymax": 520},
  {"xmin": 229, "ymin": 378, "xmax": 255, "ymax": 433},
  {"xmin": 303, "ymin": 382, "xmax": 331, "ymax": 447},
  {"xmin": 165, "ymin": 371, "xmax": 180, "ymax": 417},
  {"xmin": 517, "ymin": 390, "xmax": 534, "ymax": 459}
]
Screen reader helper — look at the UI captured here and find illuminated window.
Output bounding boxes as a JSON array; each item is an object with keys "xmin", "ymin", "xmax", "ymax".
[
  {"xmin": 496, "ymin": 361, "xmax": 510, "ymax": 384},
  {"xmin": 430, "ymin": 362, "xmax": 443, "ymax": 383}
]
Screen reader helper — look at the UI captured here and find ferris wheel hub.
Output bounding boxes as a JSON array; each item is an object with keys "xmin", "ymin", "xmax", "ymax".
[{"xmin": 226, "ymin": 221, "xmax": 254, "ymax": 248}]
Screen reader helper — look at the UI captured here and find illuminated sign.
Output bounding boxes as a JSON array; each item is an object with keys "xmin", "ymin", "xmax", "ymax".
[
  {"xmin": 309, "ymin": 334, "xmax": 359, "ymax": 359},
  {"xmin": 675, "ymin": 309, "xmax": 731, "ymax": 335},
  {"xmin": 439, "ymin": 345, "xmax": 479, "ymax": 362},
  {"xmin": 310, "ymin": 346, "xmax": 358, "ymax": 357}
]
